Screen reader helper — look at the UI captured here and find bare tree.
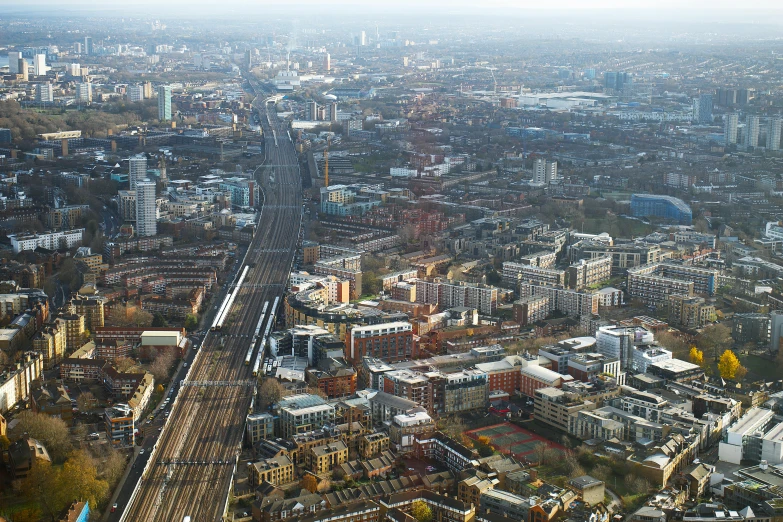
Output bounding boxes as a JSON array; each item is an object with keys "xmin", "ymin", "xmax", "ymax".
[
  {"xmin": 76, "ymin": 392, "xmax": 95, "ymax": 412},
  {"xmin": 148, "ymin": 350, "xmax": 177, "ymax": 382}
]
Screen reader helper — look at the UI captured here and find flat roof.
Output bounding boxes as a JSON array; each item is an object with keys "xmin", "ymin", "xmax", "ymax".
[{"xmin": 729, "ymin": 407, "xmax": 774, "ymax": 437}]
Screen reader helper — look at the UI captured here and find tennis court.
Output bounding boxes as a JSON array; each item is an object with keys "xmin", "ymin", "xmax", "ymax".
[{"xmin": 466, "ymin": 422, "xmax": 565, "ymax": 460}]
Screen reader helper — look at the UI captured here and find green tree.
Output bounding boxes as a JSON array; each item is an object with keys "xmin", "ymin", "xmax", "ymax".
[
  {"xmin": 152, "ymin": 313, "xmax": 169, "ymax": 327},
  {"xmin": 184, "ymin": 313, "xmax": 199, "ymax": 330},
  {"xmin": 411, "ymin": 500, "xmax": 433, "ymax": 522}
]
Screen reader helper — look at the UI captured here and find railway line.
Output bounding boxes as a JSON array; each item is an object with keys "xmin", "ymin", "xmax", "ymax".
[{"xmin": 120, "ymin": 87, "xmax": 302, "ymax": 521}]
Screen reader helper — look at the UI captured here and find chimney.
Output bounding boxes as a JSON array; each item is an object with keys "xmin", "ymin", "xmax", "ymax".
[{"xmin": 61, "ymin": 139, "xmax": 68, "ymax": 156}]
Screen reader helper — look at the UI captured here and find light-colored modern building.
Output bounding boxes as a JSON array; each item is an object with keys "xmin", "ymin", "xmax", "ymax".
[
  {"xmin": 278, "ymin": 394, "xmax": 336, "ymax": 439},
  {"xmin": 9, "ymin": 229, "xmax": 85, "ymax": 253},
  {"xmin": 135, "ymin": 180, "xmax": 157, "ymax": 237},
  {"xmin": 719, "ymin": 407, "xmax": 776, "ymax": 464},
  {"xmin": 128, "ymin": 155, "xmax": 147, "ymax": 190}
]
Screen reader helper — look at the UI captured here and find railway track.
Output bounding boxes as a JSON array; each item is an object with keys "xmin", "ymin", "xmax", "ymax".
[{"xmin": 121, "ymin": 98, "xmax": 302, "ymax": 522}]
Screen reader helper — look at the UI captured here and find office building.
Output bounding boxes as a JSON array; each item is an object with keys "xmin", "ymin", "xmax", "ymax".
[
  {"xmin": 533, "ymin": 158, "xmax": 558, "ymax": 184},
  {"xmin": 33, "ymin": 54, "xmax": 47, "ymax": 76},
  {"xmin": 359, "ymin": 31, "xmax": 367, "ymax": 46},
  {"xmin": 768, "ymin": 118, "xmax": 782, "ymax": 151},
  {"xmin": 692, "ymin": 94, "xmax": 713, "ymax": 124},
  {"xmin": 8, "ymin": 51, "xmax": 21, "ymax": 74},
  {"xmin": 534, "ymin": 387, "xmax": 599, "ymax": 432},
  {"xmin": 724, "ymin": 113, "xmax": 738, "ymax": 145},
  {"xmin": 630, "ymin": 194, "xmax": 692, "ymax": 225},
  {"xmin": 128, "ymin": 155, "xmax": 147, "ymax": 190},
  {"xmin": 746, "ymin": 115, "xmax": 760, "ymax": 148},
  {"xmin": 36, "ymin": 83, "xmax": 54, "ymax": 103},
  {"xmin": 324, "ymin": 53, "xmax": 331, "ymax": 71},
  {"xmin": 84, "ymin": 36, "xmax": 93, "ymax": 55},
  {"xmin": 158, "ymin": 85, "xmax": 172, "ymax": 121},
  {"xmin": 134, "ymin": 180, "xmax": 157, "ymax": 237},
  {"xmin": 0, "ymin": 128, "xmax": 11, "ymax": 143},
  {"xmin": 127, "ymin": 84, "xmax": 144, "ymax": 102}
]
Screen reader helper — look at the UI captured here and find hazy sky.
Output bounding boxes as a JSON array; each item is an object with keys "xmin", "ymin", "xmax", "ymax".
[
  {"xmin": 7, "ymin": 0, "xmax": 783, "ymax": 9},
  {"xmin": 4, "ymin": 0, "xmax": 783, "ymax": 22}
]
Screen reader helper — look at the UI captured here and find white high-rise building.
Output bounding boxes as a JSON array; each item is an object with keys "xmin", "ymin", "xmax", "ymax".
[
  {"xmin": 128, "ymin": 155, "xmax": 147, "ymax": 190},
  {"xmin": 360, "ymin": 31, "xmax": 367, "ymax": 46},
  {"xmin": 127, "ymin": 84, "xmax": 144, "ymax": 102},
  {"xmin": 135, "ymin": 180, "xmax": 157, "ymax": 237},
  {"xmin": 746, "ymin": 115, "xmax": 760, "ymax": 148},
  {"xmin": 767, "ymin": 118, "xmax": 782, "ymax": 151},
  {"xmin": 724, "ymin": 113, "xmax": 738, "ymax": 145},
  {"xmin": 36, "ymin": 83, "xmax": 54, "ymax": 103},
  {"xmin": 533, "ymin": 159, "xmax": 558, "ymax": 184},
  {"xmin": 33, "ymin": 54, "xmax": 47, "ymax": 76},
  {"xmin": 68, "ymin": 63, "xmax": 81, "ymax": 76},
  {"xmin": 76, "ymin": 83, "xmax": 92, "ymax": 103}
]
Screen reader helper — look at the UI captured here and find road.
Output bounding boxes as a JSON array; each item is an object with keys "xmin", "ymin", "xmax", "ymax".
[{"xmin": 119, "ymin": 88, "xmax": 302, "ymax": 521}]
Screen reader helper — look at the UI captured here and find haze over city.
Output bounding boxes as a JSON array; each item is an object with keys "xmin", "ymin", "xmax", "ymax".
[{"xmin": 1, "ymin": 2, "xmax": 783, "ymax": 522}]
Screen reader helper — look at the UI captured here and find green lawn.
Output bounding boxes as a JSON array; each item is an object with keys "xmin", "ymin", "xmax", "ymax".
[{"xmin": 740, "ymin": 354, "xmax": 779, "ymax": 381}]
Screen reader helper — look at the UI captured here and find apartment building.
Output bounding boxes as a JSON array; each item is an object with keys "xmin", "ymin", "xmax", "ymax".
[
  {"xmin": 307, "ymin": 440, "xmax": 349, "ymax": 476},
  {"xmin": 0, "ymin": 352, "xmax": 44, "ymax": 413},
  {"xmin": 359, "ymin": 432, "xmax": 390, "ymax": 458},
  {"xmin": 627, "ymin": 263, "xmax": 718, "ymax": 305},
  {"xmin": 346, "ymin": 322, "xmax": 413, "ymax": 363},
  {"xmin": 388, "ymin": 411, "xmax": 435, "ymax": 453},
  {"xmin": 568, "ymin": 256, "xmax": 612, "ymax": 290},
  {"xmin": 412, "ymin": 278, "xmax": 499, "ymax": 315},
  {"xmin": 538, "ymin": 336, "xmax": 597, "ymax": 373},
  {"xmin": 248, "ymin": 455, "xmax": 295, "ymax": 486},
  {"xmin": 105, "ymin": 404, "xmax": 134, "ymax": 446},
  {"xmin": 9, "ymin": 229, "xmax": 85, "ymax": 253},
  {"xmin": 534, "ymin": 387, "xmax": 598, "ymax": 432},
  {"xmin": 567, "ymin": 353, "xmax": 621, "ymax": 383},
  {"xmin": 458, "ymin": 473, "xmax": 498, "ymax": 508},
  {"xmin": 380, "ymin": 490, "xmax": 475, "ymax": 522},
  {"xmin": 502, "ymin": 262, "xmax": 566, "ymax": 288},
  {"xmin": 480, "ymin": 489, "xmax": 531, "ymax": 521},
  {"xmin": 278, "ymin": 394, "xmax": 336, "ymax": 439},
  {"xmin": 518, "ymin": 284, "xmax": 599, "ymax": 317},
  {"xmin": 71, "ymin": 295, "xmax": 105, "ymax": 331},
  {"xmin": 570, "ymin": 241, "xmax": 663, "ymax": 275},
  {"xmin": 668, "ymin": 295, "xmax": 716, "ymax": 329},
  {"xmin": 519, "ymin": 365, "xmax": 573, "ymax": 397},
  {"xmin": 413, "ymin": 432, "xmax": 479, "ymax": 473},
  {"xmin": 246, "ymin": 412, "xmax": 275, "ymax": 444},
  {"xmin": 512, "ymin": 296, "xmax": 550, "ymax": 326},
  {"xmin": 443, "ymin": 369, "xmax": 489, "ymax": 413}
]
